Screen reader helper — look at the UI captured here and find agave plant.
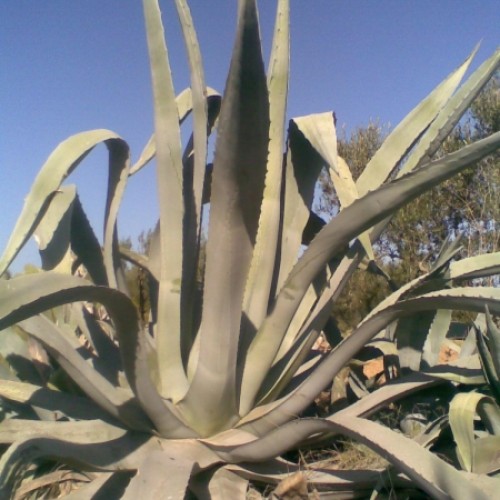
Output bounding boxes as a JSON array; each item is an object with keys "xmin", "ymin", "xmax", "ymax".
[
  {"xmin": 1, "ymin": 0, "xmax": 500, "ymax": 498},
  {"xmin": 442, "ymin": 310, "xmax": 500, "ymax": 477},
  {"xmin": 341, "ymin": 238, "xmax": 499, "ymax": 403}
]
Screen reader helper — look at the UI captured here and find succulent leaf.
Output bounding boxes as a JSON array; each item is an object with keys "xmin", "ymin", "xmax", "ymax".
[
  {"xmin": 0, "ymin": 379, "xmax": 115, "ymax": 422},
  {"xmin": 0, "ymin": 419, "xmax": 128, "ymax": 446},
  {"xmin": 398, "ymin": 45, "xmax": 500, "ymax": 177},
  {"xmin": 449, "ymin": 392, "xmax": 500, "ymax": 474},
  {"xmin": 0, "ymin": 434, "xmax": 159, "ymax": 498},
  {"xmin": 129, "ymin": 88, "xmax": 220, "ymax": 176},
  {"xmin": 143, "ymin": 0, "xmax": 187, "ymax": 400},
  {"xmin": 356, "ymin": 46, "xmax": 477, "ymax": 195},
  {"xmin": 242, "ymin": 132, "xmax": 500, "ymax": 412},
  {"xmin": 33, "ymin": 185, "xmax": 76, "ymax": 271},
  {"xmin": 174, "ymin": 0, "xmax": 210, "ymax": 360},
  {"xmin": 0, "ymin": 131, "xmax": 127, "ymax": 278},
  {"xmin": 484, "ymin": 307, "xmax": 500, "ymax": 379},
  {"xmin": 242, "ymin": 0, "xmax": 290, "ymax": 346},
  {"xmin": 17, "ymin": 315, "xmax": 149, "ymax": 431},
  {"xmin": 212, "ymin": 416, "xmax": 494, "ymax": 500},
  {"xmin": 242, "ymin": 287, "xmax": 500, "ymax": 434},
  {"xmin": 121, "ymin": 450, "xmax": 194, "ymax": 499},
  {"xmin": 180, "ymin": 0, "xmax": 270, "ymax": 436},
  {"xmin": 476, "ymin": 307, "xmax": 500, "ymax": 400},
  {"xmin": 449, "ymin": 252, "xmax": 500, "ymax": 281},
  {"xmin": 0, "ymin": 272, "xmax": 195, "ymax": 437}
]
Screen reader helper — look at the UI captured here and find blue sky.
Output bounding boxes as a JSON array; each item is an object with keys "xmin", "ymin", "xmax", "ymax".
[{"xmin": 1, "ymin": 1, "xmax": 499, "ymax": 271}]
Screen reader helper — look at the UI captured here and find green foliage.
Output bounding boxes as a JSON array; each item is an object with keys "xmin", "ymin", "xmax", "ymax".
[
  {"xmin": 471, "ymin": 73, "xmax": 500, "ymax": 135},
  {"xmin": 0, "ymin": 1, "xmax": 500, "ymax": 498}
]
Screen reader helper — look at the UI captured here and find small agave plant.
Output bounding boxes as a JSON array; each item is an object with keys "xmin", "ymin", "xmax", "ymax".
[
  {"xmin": 0, "ymin": 0, "xmax": 499, "ymax": 498},
  {"xmin": 445, "ymin": 310, "xmax": 500, "ymax": 477}
]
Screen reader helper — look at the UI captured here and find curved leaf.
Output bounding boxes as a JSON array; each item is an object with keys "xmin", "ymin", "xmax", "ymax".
[
  {"xmin": 396, "ymin": 309, "xmax": 451, "ymax": 371},
  {"xmin": 102, "ymin": 139, "xmax": 131, "ymax": 291},
  {"xmin": 473, "ymin": 435, "xmax": 500, "ymax": 475},
  {"xmin": 294, "ymin": 113, "xmax": 374, "ymax": 260},
  {"xmin": 385, "ymin": 230, "xmax": 462, "ymax": 369},
  {"xmin": 484, "ymin": 307, "xmax": 500, "ymax": 378},
  {"xmin": 212, "ymin": 417, "xmax": 495, "ymax": 500},
  {"xmin": 335, "ymin": 156, "xmax": 374, "ymax": 259},
  {"xmin": 0, "ymin": 379, "xmax": 115, "ymax": 422},
  {"xmin": 0, "ymin": 129, "xmax": 125, "ymax": 277},
  {"xmin": 0, "ymin": 273, "xmax": 195, "ymax": 438},
  {"xmin": 476, "ymin": 307, "xmax": 500, "ymax": 400},
  {"xmin": 240, "ymin": 287, "xmax": 500, "ymax": 434},
  {"xmin": 17, "ymin": 314, "xmax": 146, "ymax": 430},
  {"xmin": 274, "ymin": 119, "xmax": 326, "ymax": 294},
  {"xmin": 227, "ymin": 458, "xmax": 415, "ymax": 495},
  {"xmin": 424, "ymin": 355, "xmax": 484, "ymax": 384},
  {"xmin": 449, "ymin": 392, "xmax": 496, "ymax": 472},
  {"xmin": 119, "ymin": 247, "xmax": 154, "ymax": 277},
  {"xmin": 0, "ymin": 433, "xmax": 157, "ymax": 498},
  {"xmin": 421, "ymin": 309, "xmax": 453, "ymax": 368}
]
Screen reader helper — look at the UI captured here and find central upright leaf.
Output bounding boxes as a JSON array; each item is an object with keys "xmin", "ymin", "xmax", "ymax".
[{"xmin": 180, "ymin": 0, "xmax": 270, "ymax": 435}]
